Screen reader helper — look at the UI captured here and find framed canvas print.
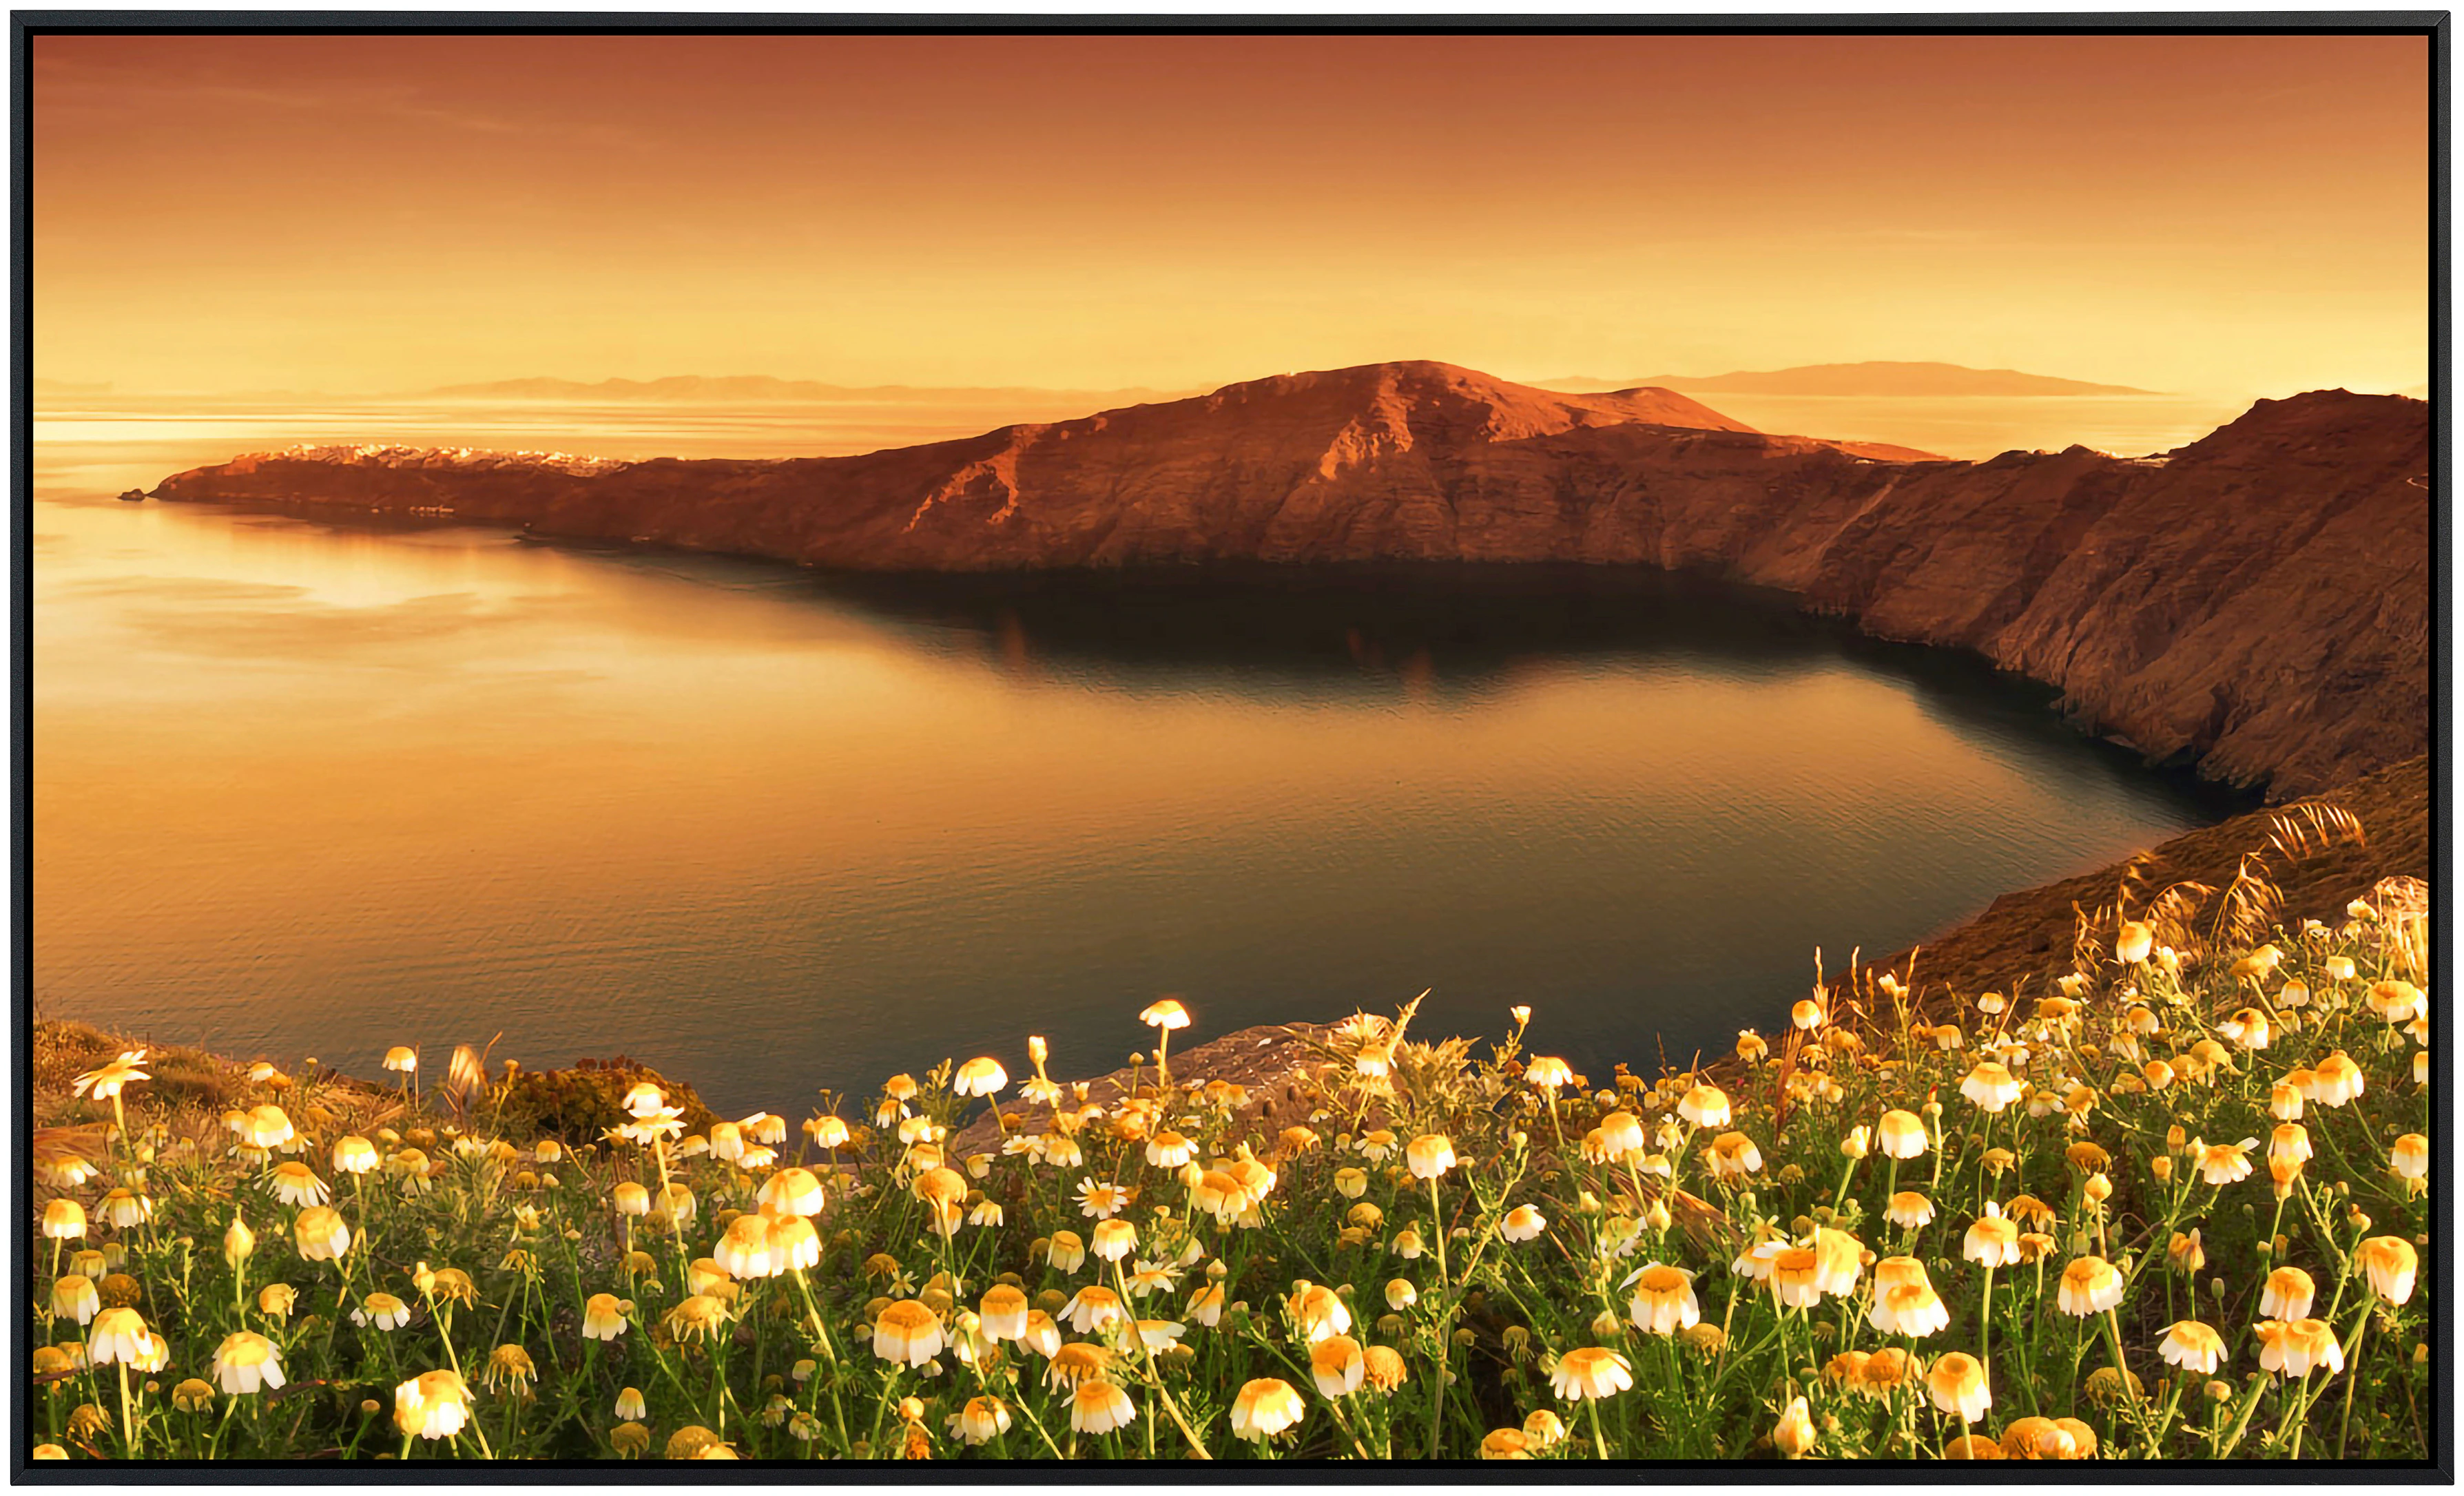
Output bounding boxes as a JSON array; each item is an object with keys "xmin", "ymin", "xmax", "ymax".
[{"xmin": 14, "ymin": 14, "xmax": 2443, "ymax": 1473}]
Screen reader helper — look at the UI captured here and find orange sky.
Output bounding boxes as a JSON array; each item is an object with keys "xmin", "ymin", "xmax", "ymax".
[{"xmin": 32, "ymin": 32, "xmax": 2432, "ymax": 399}]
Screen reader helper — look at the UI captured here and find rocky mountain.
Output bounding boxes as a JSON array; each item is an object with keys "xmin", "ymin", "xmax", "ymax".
[
  {"xmin": 150, "ymin": 360, "xmax": 2427, "ymax": 798},
  {"xmin": 1546, "ymin": 360, "xmax": 2159, "ymax": 397}
]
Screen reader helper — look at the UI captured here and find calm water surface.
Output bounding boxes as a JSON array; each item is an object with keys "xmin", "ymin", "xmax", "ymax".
[{"xmin": 33, "ymin": 421, "xmax": 2246, "ymax": 1117}]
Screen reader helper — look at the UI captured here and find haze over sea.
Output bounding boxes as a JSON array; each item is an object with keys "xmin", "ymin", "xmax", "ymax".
[
  {"xmin": 33, "ymin": 399, "xmax": 2250, "ymax": 1116},
  {"xmin": 32, "ymin": 385, "xmax": 2263, "ymax": 464}
]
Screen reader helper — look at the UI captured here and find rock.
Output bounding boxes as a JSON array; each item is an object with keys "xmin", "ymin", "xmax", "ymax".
[
  {"xmin": 494, "ymin": 1057, "xmax": 721, "ymax": 1145},
  {"xmin": 1862, "ymin": 752, "xmax": 2427, "ymax": 1004},
  {"xmin": 946, "ymin": 1021, "xmax": 1337, "ymax": 1160},
  {"xmin": 149, "ymin": 362, "xmax": 2427, "ymax": 798}
]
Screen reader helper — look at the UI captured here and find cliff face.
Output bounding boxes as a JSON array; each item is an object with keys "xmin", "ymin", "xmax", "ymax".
[{"xmin": 151, "ymin": 360, "xmax": 2428, "ymax": 798}]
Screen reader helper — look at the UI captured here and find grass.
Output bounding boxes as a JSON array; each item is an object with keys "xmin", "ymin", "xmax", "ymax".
[{"xmin": 24, "ymin": 858, "xmax": 2432, "ymax": 1462}]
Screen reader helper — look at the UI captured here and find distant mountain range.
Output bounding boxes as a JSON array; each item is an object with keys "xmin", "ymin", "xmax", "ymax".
[
  {"xmin": 431, "ymin": 364, "xmax": 2162, "ymax": 404},
  {"xmin": 1542, "ymin": 361, "xmax": 2163, "ymax": 397},
  {"xmin": 52, "ymin": 364, "xmax": 2429, "ymax": 408},
  {"xmin": 415, "ymin": 375, "xmax": 1199, "ymax": 406}
]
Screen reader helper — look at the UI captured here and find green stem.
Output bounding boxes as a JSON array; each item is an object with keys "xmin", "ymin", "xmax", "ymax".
[
  {"xmin": 2336, "ymin": 1305, "xmax": 2372, "ymax": 1457},
  {"xmin": 2101, "ymin": 1307, "xmax": 2157, "ymax": 1455},
  {"xmin": 1112, "ymin": 1259, "xmax": 1211, "ymax": 1459},
  {"xmin": 2214, "ymin": 1367, "xmax": 2275, "ymax": 1458},
  {"xmin": 2149, "ymin": 1378, "xmax": 2185, "ymax": 1457},
  {"xmin": 1424, "ymin": 1174, "xmax": 1450, "ymax": 1459},
  {"xmin": 1979, "ymin": 1264, "xmax": 1993, "ymax": 1372},
  {"xmin": 788, "ymin": 1269, "xmax": 853, "ymax": 1448},
  {"xmin": 205, "ymin": 1397, "xmax": 238, "ymax": 1459}
]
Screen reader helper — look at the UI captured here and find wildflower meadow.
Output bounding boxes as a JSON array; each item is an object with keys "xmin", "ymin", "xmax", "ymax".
[{"xmin": 24, "ymin": 866, "xmax": 2432, "ymax": 1462}]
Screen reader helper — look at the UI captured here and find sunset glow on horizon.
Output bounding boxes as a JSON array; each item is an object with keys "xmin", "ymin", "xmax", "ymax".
[{"xmin": 34, "ymin": 30, "xmax": 2432, "ymax": 401}]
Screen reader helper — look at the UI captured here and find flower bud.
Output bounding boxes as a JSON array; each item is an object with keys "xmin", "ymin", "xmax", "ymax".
[{"xmin": 223, "ymin": 1212, "xmax": 255, "ymax": 1270}]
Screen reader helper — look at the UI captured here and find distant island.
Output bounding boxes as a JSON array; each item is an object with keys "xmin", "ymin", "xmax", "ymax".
[
  {"xmin": 147, "ymin": 360, "xmax": 2425, "ymax": 800},
  {"xmin": 1543, "ymin": 360, "xmax": 2163, "ymax": 397}
]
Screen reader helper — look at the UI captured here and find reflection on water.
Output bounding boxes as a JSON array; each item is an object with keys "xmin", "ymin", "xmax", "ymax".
[{"xmin": 33, "ymin": 430, "xmax": 2249, "ymax": 1117}]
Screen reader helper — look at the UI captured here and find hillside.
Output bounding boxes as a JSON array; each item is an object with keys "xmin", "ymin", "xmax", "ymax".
[
  {"xmin": 1876, "ymin": 751, "xmax": 2429, "ymax": 999},
  {"xmin": 149, "ymin": 362, "xmax": 2427, "ymax": 797}
]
